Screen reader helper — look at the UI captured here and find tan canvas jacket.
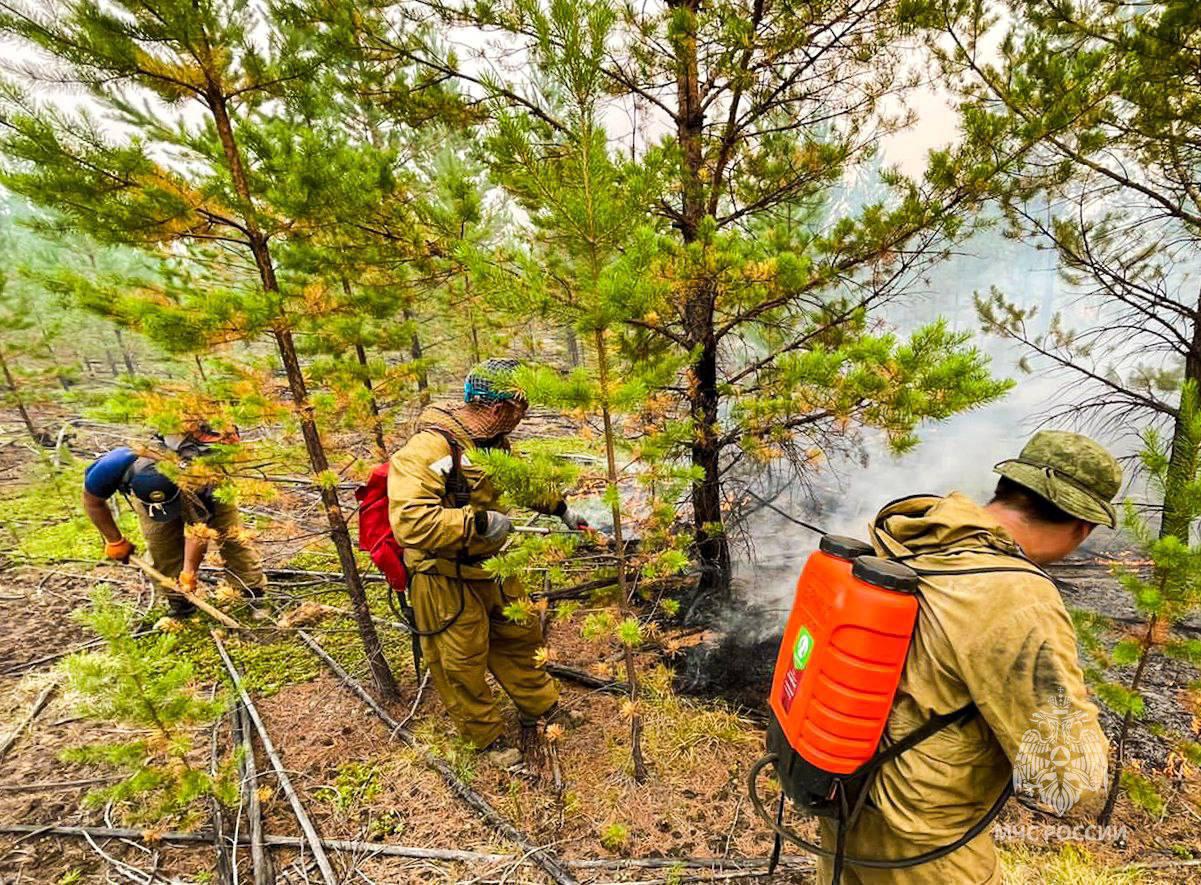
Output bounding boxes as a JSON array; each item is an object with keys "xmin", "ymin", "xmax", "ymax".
[{"xmin": 864, "ymin": 492, "xmax": 1107, "ymax": 843}]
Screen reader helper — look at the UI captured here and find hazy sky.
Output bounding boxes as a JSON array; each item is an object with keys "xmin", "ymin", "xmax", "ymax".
[{"xmin": 1, "ymin": 14, "xmax": 963, "ymax": 184}]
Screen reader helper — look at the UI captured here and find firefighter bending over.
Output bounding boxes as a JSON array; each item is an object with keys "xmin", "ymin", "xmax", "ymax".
[{"xmin": 82, "ymin": 426, "xmax": 268, "ymax": 618}]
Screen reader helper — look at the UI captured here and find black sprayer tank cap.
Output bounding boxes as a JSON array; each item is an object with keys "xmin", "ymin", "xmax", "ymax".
[
  {"xmin": 819, "ymin": 535, "xmax": 875, "ymax": 561},
  {"xmin": 852, "ymin": 556, "xmax": 919, "ymax": 593}
]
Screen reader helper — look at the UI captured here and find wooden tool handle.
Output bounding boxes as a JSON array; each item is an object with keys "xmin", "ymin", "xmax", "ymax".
[{"xmin": 128, "ymin": 555, "xmax": 241, "ymax": 629}]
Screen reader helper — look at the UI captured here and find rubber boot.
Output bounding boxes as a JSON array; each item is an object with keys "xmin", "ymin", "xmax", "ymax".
[{"xmin": 167, "ymin": 595, "xmax": 198, "ymax": 618}]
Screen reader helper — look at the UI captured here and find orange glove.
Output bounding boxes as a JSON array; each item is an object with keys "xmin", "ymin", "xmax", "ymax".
[
  {"xmin": 104, "ymin": 537, "xmax": 135, "ymax": 563},
  {"xmin": 178, "ymin": 571, "xmax": 198, "ymax": 596}
]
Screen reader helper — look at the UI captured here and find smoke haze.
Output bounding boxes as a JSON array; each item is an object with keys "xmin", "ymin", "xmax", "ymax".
[{"xmin": 734, "ymin": 226, "xmax": 1138, "ymax": 611}]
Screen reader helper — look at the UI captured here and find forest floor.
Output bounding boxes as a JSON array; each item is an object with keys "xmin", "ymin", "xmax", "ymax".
[{"xmin": 0, "ymin": 412, "xmax": 1198, "ymax": 884}]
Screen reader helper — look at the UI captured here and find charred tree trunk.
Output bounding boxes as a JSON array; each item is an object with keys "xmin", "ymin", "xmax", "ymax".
[
  {"xmin": 36, "ymin": 325, "xmax": 68, "ymax": 391},
  {"xmin": 339, "ymin": 278, "xmax": 389, "ymax": 458},
  {"xmin": 403, "ymin": 308, "xmax": 430, "ymax": 405},
  {"xmin": 687, "ymin": 328, "xmax": 731, "ymax": 599},
  {"xmin": 566, "ymin": 327, "xmax": 581, "ymax": 368},
  {"xmin": 464, "ymin": 275, "xmax": 483, "ymax": 366},
  {"xmin": 355, "ymin": 343, "xmax": 388, "ymax": 458},
  {"xmin": 0, "ymin": 348, "xmax": 39, "ymax": 444},
  {"xmin": 207, "ymin": 85, "xmax": 398, "ymax": 701},
  {"xmin": 1160, "ymin": 299, "xmax": 1201, "ymax": 541},
  {"xmin": 593, "ymin": 329, "xmax": 647, "ymax": 783},
  {"xmin": 273, "ymin": 324, "xmax": 398, "ymax": 700},
  {"xmin": 1099, "ymin": 614, "xmax": 1159, "ymax": 824},
  {"xmin": 115, "ymin": 328, "xmax": 136, "ymax": 375},
  {"xmin": 672, "ymin": 0, "xmax": 732, "ymax": 600}
]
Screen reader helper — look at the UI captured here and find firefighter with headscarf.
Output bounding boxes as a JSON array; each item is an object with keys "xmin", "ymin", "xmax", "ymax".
[{"xmin": 387, "ymin": 359, "xmax": 588, "ymax": 758}]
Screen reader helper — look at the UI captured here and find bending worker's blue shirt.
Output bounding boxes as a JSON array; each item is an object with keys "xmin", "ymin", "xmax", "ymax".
[{"xmin": 83, "ymin": 447, "xmax": 138, "ymax": 499}]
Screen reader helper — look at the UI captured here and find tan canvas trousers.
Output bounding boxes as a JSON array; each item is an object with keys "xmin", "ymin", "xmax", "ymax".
[
  {"xmin": 409, "ymin": 571, "xmax": 558, "ymax": 748},
  {"xmin": 134, "ymin": 497, "xmax": 267, "ymax": 595}
]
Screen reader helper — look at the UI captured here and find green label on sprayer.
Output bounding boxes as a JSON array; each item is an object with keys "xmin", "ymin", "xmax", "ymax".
[{"xmin": 793, "ymin": 627, "xmax": 814, "ymax": 671}]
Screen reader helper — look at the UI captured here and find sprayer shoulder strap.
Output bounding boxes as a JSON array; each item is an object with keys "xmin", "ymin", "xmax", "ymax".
[
  {"xmin": 857, "ymin": 704, "xmax": 978, "ymax": 780},
  {"xmin": 853, "ymin": 555, "xmax": 1049, "ymax": 776},
  {"xmin": 427, "ymin": 427, "xmax": 472, "ymax": 508},
  {"xmin": 887, "ymin": 548, "xmax": 1053, "ymax": 582}
]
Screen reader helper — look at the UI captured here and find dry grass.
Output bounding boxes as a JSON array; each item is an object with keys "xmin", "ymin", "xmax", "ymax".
[{"xmin": 1002, "ymin": 845, "xmax": 1143, "ymax": 884}]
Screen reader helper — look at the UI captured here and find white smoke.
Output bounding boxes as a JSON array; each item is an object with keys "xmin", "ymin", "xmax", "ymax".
[{"xmin": 734, "ymin": 227, "xmax": 1141, "ymax": 610}]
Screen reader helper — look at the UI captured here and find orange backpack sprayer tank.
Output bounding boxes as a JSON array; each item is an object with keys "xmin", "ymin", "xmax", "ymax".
[
  {"xmin": 767, "ymin": 536, "xmax": 919, "ymax": 805},
  {"xmin": 747, "ymin": 533, "xmax": 1014, "ymax": 883}
]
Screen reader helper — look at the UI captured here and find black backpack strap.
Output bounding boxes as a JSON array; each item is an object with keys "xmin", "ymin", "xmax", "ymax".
[
  {"xmin": 428, "ymin": 428, "xmax": 472, "ymax": 508},
  {"xmin": 855, "ymin": 703, "xmax": 978, "ymax": 780}
]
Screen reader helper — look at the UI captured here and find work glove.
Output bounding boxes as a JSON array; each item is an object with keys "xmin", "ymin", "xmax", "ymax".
[
  {"xmin": 560, "ymin": 507, "xmax": 590, "ymax": 531},
  {"xmin": 178, "ymin": 570, "xmax": 199, "ymax": 596},
  {"xmin": 475, "ymin": 510, "xmax": 512, "ymax": 544},
  {"xmin": 104, "ymin": 537, "xmax": 135, "ymax": 564}
]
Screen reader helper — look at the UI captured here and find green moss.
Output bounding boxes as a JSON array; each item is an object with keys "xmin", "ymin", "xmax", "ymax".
[
  {"xmin": 165, "ymin": 620, "xmax": 322, "ymax": 696},
  {"xmin": 315, "ymin": 761, "xmax": 381, "ymax": 809},
  {"xmin": 0, "ymin": 457, "xmax": 142, "ymax": 561},
  {"xmin": 283, "ymin": 543, "xmax": 375, "ymax": 575},
  {"xmin": 599, "ymin": 821, "xmax": 631, "ymax": 852},
  {"xmin": 1000, "ymin": 845, "xmax": 1142, "ymax": 884}
]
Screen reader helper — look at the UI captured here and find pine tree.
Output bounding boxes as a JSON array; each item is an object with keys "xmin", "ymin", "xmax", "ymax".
[
  {"xmin": 60, "ymin": 588, "xmax": 236, "ymax": 827},
  {"xmin": 915, "ymin": 0, "xmax": 1201, "ymax": 544},
  {"xmin": 467, "ymin": 1, "xmax": 703, "ymax": 778},
  {"xmin": 6, "ymin": 194, "xmax": 163, "ymax": 390},
  {"xmin": 263, "ymin": 18, "xmax": 471, "ymax": 449},
  {"xmin": 355, "ymin": 0, "xmax": 1014, "ymax": 599},
  {"xmin": 1075, "ymin": 381, "xmax": 1201, "ymax": 823},
  {"xmin": 0, "ymin": 274, "xmax": 46, "ymax": 445},
  {"xmin": 0, "ymin": 0, "xmax": 400, "ymax": 698}
]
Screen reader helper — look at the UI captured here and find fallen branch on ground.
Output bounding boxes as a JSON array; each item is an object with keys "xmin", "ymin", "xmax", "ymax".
[
  {"xmin": 1122, "ymin": 858, "xmax": 1201, "ymax": 871},
  {"xmin": 573, "ymin": 856, "xmax": 812, "ymax": 870},
  {"xmin": 545, "ymin": 663, "xmax": 628, "ymax": 694},
  {"xmin": 533, "ymin": 576, "xmax": 620, "ymax": 601},
  {"xmin": 207, "ymin": 701, "xmax": 233, "ymax": 885},
  {"xmin": 130, "ymin": 556, "xmax": 240, "ymax": 629},
  {"xmin": 212, "ymin": 632, "xmax": 338, "ymax": 885},
  {"xmin": 0, "ymin": 824, "xmax": 814, "ymax": 871},
  {"xmin": 233, "ymin": 700, "xmax": 273, "ymax": 885},
  {"xmin": 1, "ymin": 555, "xmax": 389, "ymax": 585},
  {"xmin": 0, "ymin": 776, "xmax": 119, "ymax": 793},
  {"xmin": 1, "ymin": 630, "xmax": 155, "ymax": 676},
  {"xmin": 82, "ymin": 828, "xmax": 155, "ymax": 885},
  {"xmin": 0, "ymin": 824, "xmax": 507, "ymax": 863},
  {"xmin": 294, "ymin": 629, "xmax": 580, "ymax": 885},
  {"xmin": 0, "ymin": 681, "xmax": 58, "ymax": 762}
]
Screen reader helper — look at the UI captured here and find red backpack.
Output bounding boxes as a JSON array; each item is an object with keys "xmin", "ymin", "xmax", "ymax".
[
  {"xmin": 354, "ymin": 463, "xmax": 409, "ymax": 592},
  {"xmin": 354, "ymin": 429, "xmax": 470, "ymax": 593}
]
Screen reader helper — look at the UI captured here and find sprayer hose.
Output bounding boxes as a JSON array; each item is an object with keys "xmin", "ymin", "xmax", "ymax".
[{"xmin": 747, "ymin": 754, "xmax": 1012, "ymax": 869}]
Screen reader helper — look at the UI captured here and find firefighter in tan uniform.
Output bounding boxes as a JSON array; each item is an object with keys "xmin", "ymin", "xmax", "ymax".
[
  {"xmin": 388, "ymin": 359, "xmax": 588, "ymax": 755},
  {"xmin": 818, "ymin": 431, "xmax": 1122, "ymax": 883},
  {"xmin": 82, "ymin": 428, "xmax": 267, "ymax": 617}
]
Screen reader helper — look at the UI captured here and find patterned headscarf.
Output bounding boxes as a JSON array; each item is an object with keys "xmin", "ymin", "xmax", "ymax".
[
  {"xmin": 464, "ymin": 358, "xmax": 527, "ymax": 405},
  {"xmin": 420, "ymin": 401, "xmax": 528, "ymax": 446}
]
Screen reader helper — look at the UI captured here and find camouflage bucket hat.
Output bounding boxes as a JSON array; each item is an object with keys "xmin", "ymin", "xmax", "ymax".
[{"xmin": 994, "ymin": 430, "xmax": 1123, "ymax": 528}]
